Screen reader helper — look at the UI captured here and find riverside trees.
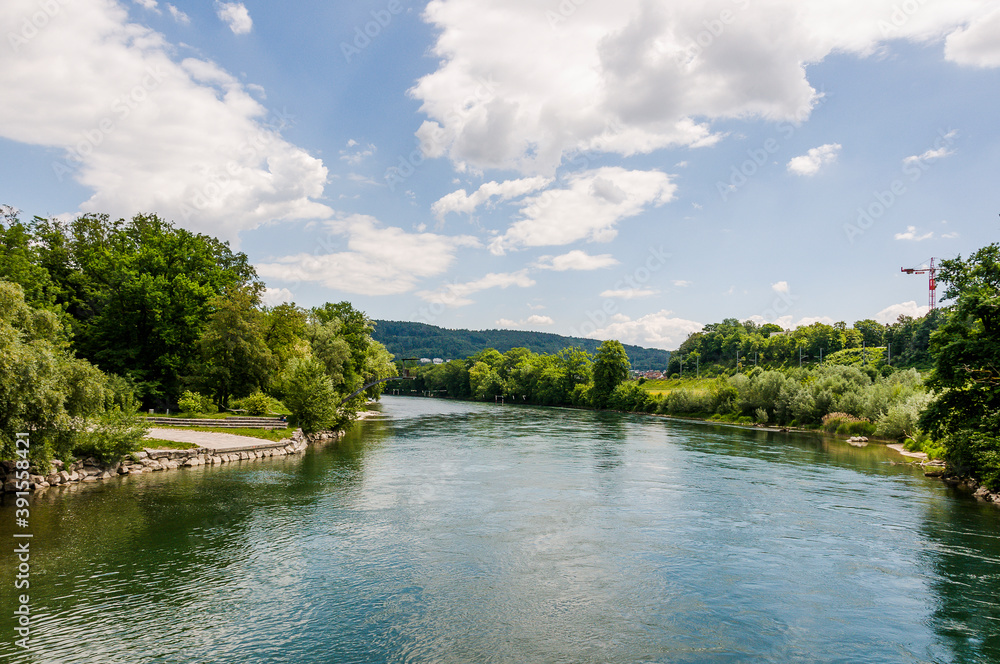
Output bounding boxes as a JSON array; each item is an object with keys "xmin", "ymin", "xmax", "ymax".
[
  {"xmin": 919, "ymin": 244, "xmax": 1000, "ymax": 489},
  {"xmin": 0, "ymin": 208, "xmax": 395, "ymax": 443}
]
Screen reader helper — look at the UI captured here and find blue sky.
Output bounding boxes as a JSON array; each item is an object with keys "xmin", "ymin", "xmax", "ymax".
[{"xmin": 2, "ymin": 0, "xmax": 999, "ymax": 349}]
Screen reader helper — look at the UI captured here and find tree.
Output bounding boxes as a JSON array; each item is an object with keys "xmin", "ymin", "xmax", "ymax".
[
  {"xmin": 592, "ymin": 340, "xmax": 630, "ymax": 408},
  {"xmin": 278, "ymin": 357, "xmax": 339, "ymax": 433},
  {"xmin": 197, "ymin": 288, "xmax": 275, "ymax": 408},
  {"xmin": 919, "ymin": 244, "xmax": 1000, "ymax": 489}
]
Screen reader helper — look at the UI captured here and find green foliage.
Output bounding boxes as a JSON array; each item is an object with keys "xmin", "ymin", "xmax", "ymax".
[
  {"xmin": 608, "ymin": 381, "xmax": 649, "ymax": 412},
  {"xmin": 875, "ymin": 392, "xmax": 933, "ymax": 441},
  {"xmin": 177, "ymin": 390, "xmax": 217, "ymax": 415},
  {"xmin": 197, "ymin": 288, "xmax": 275, "ymax": 408},
  {"xmin": 278, "ymin": 357, "xmax": 339, "ymax": 434},
  {"xmin": 592, "ymin": 340, "xmax": 630, "ymax": 409},
  {"xmin": 919, "ymin": 243, "xmax": 1000, "ymax": 489},
  {"xmin": 229, "ymin": 392, "xmax": 287, "ymax": 416},
  {"xmin": 370, "ymin": 319, "xmax": 670, "ymax": 370},
  {"xmin": 0, "ymin": 280, "xmax": 107, "ymax": 465},
  {"xmin": 75, "ymin": 396, "xmax": 149, "ymax": 464}
]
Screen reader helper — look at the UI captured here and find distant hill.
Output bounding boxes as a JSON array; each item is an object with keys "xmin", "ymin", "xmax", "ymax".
[{"xmin": 372, "ymin": 320, "xmax": 671, "ymax": 370}]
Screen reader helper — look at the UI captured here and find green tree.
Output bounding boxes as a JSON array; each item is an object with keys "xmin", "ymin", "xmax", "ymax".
[
  {"xmin": 197, "ymin": 288, "xmax": 275, "ymax": 408},
  {"xmin": 278, "ymin": 357, "xmax": 339, "ymax": 433},
  {"xmin": 592, "ymin": 340, "xmax": 630, "ymax": 408},
  {"xmin": 919, "ymin": 244, "xmax": 1000, "ymax": 489}
]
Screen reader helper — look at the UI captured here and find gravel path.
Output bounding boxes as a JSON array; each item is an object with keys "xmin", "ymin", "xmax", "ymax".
[{"xmin": 144, "ymin": 428, "xmax": 291, "ymax": 452}]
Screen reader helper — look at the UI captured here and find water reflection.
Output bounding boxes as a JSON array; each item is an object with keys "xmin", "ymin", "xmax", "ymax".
[{"xmin": 1, "ymin": 396, "xmax": 998, "ymax": 664}]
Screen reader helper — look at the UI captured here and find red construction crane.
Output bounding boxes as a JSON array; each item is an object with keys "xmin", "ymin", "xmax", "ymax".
[{"xmin": 901, "ymin": 257, "xmax": 938, "ymax": 310}]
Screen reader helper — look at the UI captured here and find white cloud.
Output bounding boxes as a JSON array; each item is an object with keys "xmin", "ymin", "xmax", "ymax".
[
  {"xmin": 167, "ymin": 4, "xmax": 189, "ymax": 23},
  {"xmin": 133, "ymin": 0, "xmax": 159, "ymax": 12},
  {"xmin": 942, "ymin": 232, "xmax": 960, "ymax": 239},
  {"xmin": 255, "ymin": 215, "xmax": 480, "ymax": 296},
  {"xmin": 599, "ymin": 288, "xmax": 658, "ymax": 299},
  {"xmin": 261, "ymin": 287, "xmax": 294, "ymax": 307},
  {"xmin": 673, "ymin": 280, "xmax": 692, "ymax": 287},
  {"xmin": 417, "ymin": 270, "xmax": 535, "ymax": 307},
  {"xmin": 340, "ymin": 140, "xmax": 376, "ymax": 165},
  {"xmin": 534, "ymin": 250, "xmax": 619, "ymax": 271},
  {"xmin": 787, "ymin": 143, "xmax": 841, "ymax": 176},
  {"xmin": 432, "ymin": 176, "xmax": 552, "ymax": 220},
  {"xmin": 874, "ymin": 301, "xmax": 929, "ymax": 324},
  {"xmin": 945, "ymin": 6, "xmax": 1000, "ymax": 68},
  {"xmin": 772, "ymin": 281, "xmax": 790, "ymax": 293},
  {"xmin": 903, "ymin": 138, "xmax": 957, "ymax": 165},
  {"xmin": 216, "ymin": 1, "xmax": 252, "ymax": 34},
  {"xmin": 895, "ymin": 225, "xmax": 934, "ymax": 241},
  {"xmin": 746, "ymin": 314, "xmax": 835, "ymax": 329},
  {"xmin": 410, "ymin": 1, "xmax": 987, "ymax": 175},
  {"xmin": 0, "ymin": 0, "xmax": 330, "ymax": 243},
  {"xmin": 496, "ymin": 314, "xmax": 555, "ymax": 328},
  {"xmin": 585, "ymin": 310, "xmax": 703, "ymax": 350},
  {"xmin": 489, "ymin": 167, "xmax": 676, "ymax": 254}
]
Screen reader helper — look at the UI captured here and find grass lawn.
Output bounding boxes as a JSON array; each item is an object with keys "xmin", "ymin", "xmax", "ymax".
[
  {"xmin": 142, "ymin": 439, "xmax": 200, "ymax": 450},
  {"xmin": 642, "ymin": 377, "xmax": 717, "ymax": 395},
  {"xmin": 144, "ymin": 425, "xmax": 297, "ymax": 442}
]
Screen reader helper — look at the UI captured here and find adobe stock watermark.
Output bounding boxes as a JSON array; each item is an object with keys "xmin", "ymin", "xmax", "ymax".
[
  {"xmin": 11, "ymin": 432, "xmax": 33, "ymax": 652},
  {"xmin": 567, "ymin": 245, "xmax": 672, "ymax": 338},
  {"xmin": 384, "ymin": 77, "xmax": 498, "ymax": 192},
  {"xmin": 676, "ymin": 0, "xmax": 751, "ymax": 62},
  {"xmin": 877, "ymin": 0, "xmax": 929, "ymax": 37},
  {"xmin": 716, "ymin": 91, "xmax": 829, "ymax": 202},
  {"xmin": 758, "ymin": 282, "xmax": 798, "ymax": 325},
  {"xmin": 8, "ymin": 0, "xmax": 66, "ymax": 53},
  {"xmin": 340, "ymin": 0, "xmax": 404, "ymax": 63},
  {"xmin": 843, "ymin": 128, "xmax": 956, "ymax": 244},
  {"xmin": 179, "ymin": 108, "xmax": 296, "ymax": 220},
  {"xmin": 546, "ymin": 0, "xmax": 587, "ymax": 29},
  {"xmin": 410, "ymin": 276, "xmax": 468, "ymax": 326},
  {"xmin": 51, "ymin": 66, "xmax": 169, "ymax": 183}
]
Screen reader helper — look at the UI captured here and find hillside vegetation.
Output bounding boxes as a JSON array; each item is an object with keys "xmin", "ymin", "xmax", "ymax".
[{"xmin": 372, "ymin": 319, "xmax": 671, "ymax": 369}]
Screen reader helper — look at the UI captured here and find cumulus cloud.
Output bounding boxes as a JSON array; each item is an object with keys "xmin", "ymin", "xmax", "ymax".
[
  {"xmin": 410, "ymin": 0, "xmax": 989, "ymax": 175},
  {"xmin": 0, "ymin": 0, "xmax": 330, "ymax": 243},
  {"xmin": 895, "ymin": 225, "xmax": 934, "ymax": 241},
  {"xmin": 255, "ymin": 215, "xmax": 480, "ymax": 296},
  {"xmin": 585, "ymin": 310, "xmax": 703, "ymax": 350},
  {"xmin": 489, "ymin": 167, "xmax": 676, "ymax": 254},
  {"xmin": 534, "ymin": 250, "xmax": 619, "ymax": 271},
  {"xmin": 261, "ymin": 287, "xmax": 294, "ymax": 307},
  {"xmin": 945, "ymin": 6, "xmax": 1000, "ymax": 68},
  {"xmin": 340, "ymin": 139, "xmax": 376, "ymax": 165},
  {"xmin": 133, "ymin": 0, "xmax": 159, "ymax": 12},
  {"xmin": 673, "ymin": 280, "xmax": 692, "ymax": 287},
  {"xmin": 874, "ymin": 301, "xmax": 929, "ymax": 324},
  {"xmin": 216, "ymin": 1, "xmax": 252, "ymax": 34},
  {"xmin": 599, "ymin": 288, "xmax": 658, "ymax": 299},
  {"xmin": 417, "ymin": 270, "xmax": 535, "ymax": 307},
  {"xmin": 787, "ymin": 143, "xmax": 841, "ymax": 176},
  {"xmin": 432, "ymin": 176, "xmax": 552, "ymax": 220},
  {"xmin": 772, "ymin": 281, "xmax": 790, "ymax": 293}
]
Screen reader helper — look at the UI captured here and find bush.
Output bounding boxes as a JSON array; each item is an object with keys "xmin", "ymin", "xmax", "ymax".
[
  {"xmin": 875, "ymin": 392, "xmax": 933, "ymax": 441},
  {"xmin": 822, "ymin": 412, "xmax": 865, "ymax": 433},
  {"xmin": 239, "ymin": 392, "xmax": 271, "ymax": 416},
  {"xmin": 75, "ymin": 397, "xmax": 149, "ymax": 464},
  {"xmin": 608, "ymin": 381, "xmax": 650, "ymax": 412},
  {"xmin": 835, "ymin": 420, "xmax": 877, "ymax": 437},
  {"xmin": 279, "ymin": 357, "xmax": 339, "ymax": 433},
  {"xmin": 177, "ymin": 390, "xmax": 216, "ymax": 415}
]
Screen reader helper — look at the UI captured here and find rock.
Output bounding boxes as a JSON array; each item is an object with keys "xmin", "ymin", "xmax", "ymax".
[
  {"xmin": 68, "ymin": 471, "xmax": 80, "ymax": 482},
  {"xmin": 974, "ymin": 486, "xmax": 991, "ymax": 500},
  {"xmin": 51, "ymin": 459, "xmax": 65, "ymax": 470},
  {"xmin": 82, "ymin": 475, "xmax": 98, "ymax": 482},
  {"xmin": 165, "ymin": 461, "xmax": 179, "ymax": 470},
  {"xmin": 924, "ymin": 469, "xmax": 945, "ymax": 478},
  {"xmin": 136, "ymin": 451, "xmax": 148, "ymax": 460},
  {"xmin": 118, "ymin": 466, "xmax": 130, "ymax": 475},
  {"xmin": 58, "ymin": 470, "xmax": 71, "ymax": 483},
  {"xmin": 100, "ymin": 471, "xmax": 114, "ymax": 480},
  {"xmin": 46, "ymin": 473, "xmax": 60, "ymax": 485},
  {"xmin": 239, "ymin": 452, "xmax": 250, "ymax": 461}
]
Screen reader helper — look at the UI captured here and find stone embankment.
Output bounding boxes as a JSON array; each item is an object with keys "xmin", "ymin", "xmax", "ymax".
[{"xmin": 1, "ymin": 429, "xmax": 341, "ymax": 493}]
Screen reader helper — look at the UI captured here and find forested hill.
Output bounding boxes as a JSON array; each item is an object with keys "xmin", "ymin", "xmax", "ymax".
[{"xmin": 372, "ymin": 320, "xmax": 671, "ymax": 369}]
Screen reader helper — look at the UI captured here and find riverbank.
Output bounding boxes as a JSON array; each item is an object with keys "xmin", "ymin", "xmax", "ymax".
[{"xmin": 0, "ymin": 410, "xmax": 383, "ymax": 493}]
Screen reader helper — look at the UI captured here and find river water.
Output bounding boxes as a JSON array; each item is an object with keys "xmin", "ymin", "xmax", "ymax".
[{"xmin": 2, "ymin": 396, "xmax": 999, "ymax": 663}]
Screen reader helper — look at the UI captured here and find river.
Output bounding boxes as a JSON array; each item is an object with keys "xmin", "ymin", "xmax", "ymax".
[{"xmin": 2, "ymin": 396, "xmax": 999, "ymax": 663}]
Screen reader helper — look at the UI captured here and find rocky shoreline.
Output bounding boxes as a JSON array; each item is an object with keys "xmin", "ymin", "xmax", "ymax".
[{"xmin": 1, "ymin": 428, "xmax": 342, "ymax": 493}]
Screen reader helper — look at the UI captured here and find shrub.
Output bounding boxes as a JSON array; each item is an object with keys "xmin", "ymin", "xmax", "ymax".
[
  {"xmin": 177, "ymin": 390, "xmax": 216, "ymax": 415},
  {"xmin": 835, "ymin": 420, "xmax": 877, "ymax": 437},
  {"xmin": 875, "ymin": 392, "xmax": 933, "ymax": 441},
  {"xmin": 75, "ymin": 397, "xmax": 149, "ymax": 464},
  {"xmin": 821, "ymin": 412, "xmax": 862, "ymax": 433},
  {"xmin": 754, "ymin": 407, "xmax": 768, "ymax": 424},
  {"xmin": 240, "ymin": 392, "xmax": 271, "ymax": 416},
  {"xmin": 279, "ymin": 357, "xmax": 338, "ymax": 433}
]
